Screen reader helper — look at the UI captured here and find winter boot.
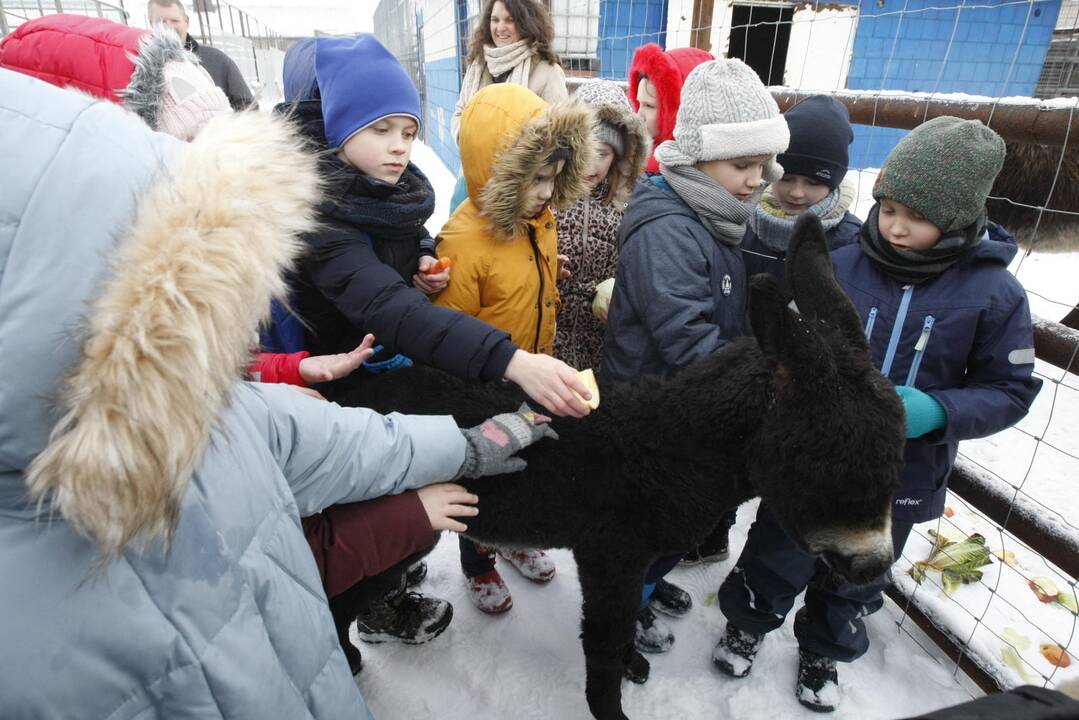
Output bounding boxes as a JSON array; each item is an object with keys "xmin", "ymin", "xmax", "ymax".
[
  {"xmin": 355, "ymin": 591, "xmax": 453, "ymax": 644},
  {"xmin": 649, "ymin": 578, "xmax": 692, "ymax": 617},
  {"xmin": 405, "ymin": 560, "xmax": 427, "ymax": 588},
  {"xmin": 497, "ymin": 548, "xmax": 556, "ymax": 582},
  {"xmin": 634, "ymin": 606, "xmax": 675, "ymax": 654},
  {"xmin": 712, "ymin": 622, "xmax": 765, "ymax": 678},
  {"xmin": 466, "ymin": 569, "xmax": 514, "ymax": 613},
  {"xmin": 680, "ymin": 512, "xmax": 735, "ymax": 566},
  {"xmin": 796, "ymin": 649, "xmax": 840, "ymax": 713}
]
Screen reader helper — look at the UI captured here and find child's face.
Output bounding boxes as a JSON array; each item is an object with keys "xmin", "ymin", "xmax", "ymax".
[
  {"xmin": 521, "ymin": 159, "xmax": 566, "ymax": 219},
  {"xmin": 584, "ymin": 143, "xmax": 616, "ymax": 188},
  {"xmin": 878, "ymin": 198, "xmax": 943, "ymax": 251},
  {"xmin": 490, "ymin": 1, "xmax": 521, "ymax": 46},
  {"xmin": 635, "ymin": 78, "xmax": 658, "ymax": 140},
  {"xmin": 696, "ymin": 155, "xmax": 769, "ymax": 201},
  {"xmin": 337, "ymin": 115, "xmax": 418, "ymax": 184},
  {"xmin": 771, "ymin": 174, "xmax": 830, "ymax": 214}
]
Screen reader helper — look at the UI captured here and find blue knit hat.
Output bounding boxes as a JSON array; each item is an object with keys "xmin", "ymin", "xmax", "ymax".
[
  {"xmin": 777, "ymin": 95, "xmax": 853, "ymax": 190},
  {"xmin": 282, "ymin": 37, "xmax": 318, "ymax": 102},
  {"xmin": 314, "ymin": 34, "xmax": 421, "ymax": 149}
]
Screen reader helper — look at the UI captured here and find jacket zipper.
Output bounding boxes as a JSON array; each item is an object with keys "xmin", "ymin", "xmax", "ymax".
[
  {"xmin": 905, "ymin": 315, "xmax": 935, "ymax": 387},
  {"xmin": 529, "ymin": 228, "xmax": 545, "ymax": 354},
  {"xmin": 881, "ymin": 285, "xmax": 914, "ymax": 378},
  {"xmin": 865, "ymin": 307, "xmax": 878, "ymax": 341}
]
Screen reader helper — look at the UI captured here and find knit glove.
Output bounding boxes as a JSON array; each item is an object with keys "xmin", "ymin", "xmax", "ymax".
[
  {"xmin": 592, "ymin": 278, "xmax": 615, "ymax": 319},
  {"xmin": 896, "ymin": 385, "xmax": 946, "ymax": 438},
  {"xmin": 455, "ymin": 404, "xmax": 559, "ymax": 479}
]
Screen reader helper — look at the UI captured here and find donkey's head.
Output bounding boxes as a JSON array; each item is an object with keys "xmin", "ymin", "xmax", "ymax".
[{"xmin": 748, "ymin": 215, "xmax": 904, "ymax": 585}]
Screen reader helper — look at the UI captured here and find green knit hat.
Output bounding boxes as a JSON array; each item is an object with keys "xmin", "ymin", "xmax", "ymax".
[{"xmin": 873, "ymin": 116, "xmax": 1005, "ymax": 233}]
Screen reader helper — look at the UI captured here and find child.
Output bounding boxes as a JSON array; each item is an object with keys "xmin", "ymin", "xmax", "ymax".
[
  {"xmin": 713, "ymin": 117, "xmax": 1042, "ymax": 712},
  {"xmin": 600, "ymin": 59, "xmax": 790, "ymax": 655},
  {"xmin": 740, "ymin": 95, "xmax": 861, "ymax": 284},
  {"xmin": 282, "ymin": 34, "xmax": 592, "ymax": 418},
  {"xmin": 552, "ymin": 80, "xmax": 649, "ymax": 370},
  {"xmin": 681, "ymin": 96, "xmax": 861, "ymax": 567},
  {"xmin": 628, "ymin": 42, "xmax": 714, "ymax": 173},
  {"xmin": 434, "ymin": 82, "xmax": 595, "ymax": 612}
]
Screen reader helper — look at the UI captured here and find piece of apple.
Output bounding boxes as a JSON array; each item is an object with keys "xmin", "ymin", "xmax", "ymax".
[
  {"xmin": 1041, "ymin": 643, "xmax": 1071, "ymax": 668},
  {"xmin": 1029, "ymin": 577, "xmax": 1060, "ymax": 603},
  {"xmin": 1057, "ymin": 592, "xmax": 1079, "ymax": 615},
  {"xmin": 575, "ymin": 368, "xmax": 600, "ymax": 410},
  {"xmin": 944, "ymin": 506, "xmax": 955, "ymax": 518}
]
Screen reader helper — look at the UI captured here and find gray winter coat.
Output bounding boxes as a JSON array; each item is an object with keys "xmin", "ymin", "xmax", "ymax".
[
  {"xmin": 0, "ymin": 69, "xmax": 464, "ymax": 719},
  {"xmin": 600, "ymin": 175, "xmax": 750, "ymax": 382}
]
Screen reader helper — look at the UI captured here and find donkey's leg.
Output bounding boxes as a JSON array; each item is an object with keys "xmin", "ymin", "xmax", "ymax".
[{"xmin": 576, "ymin": 551, "xmax": 648, "ymax": 720}]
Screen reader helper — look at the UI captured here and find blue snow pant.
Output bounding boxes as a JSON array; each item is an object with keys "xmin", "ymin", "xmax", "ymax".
[{"xmin": 718, "ymin": 503, "xmax": 913, "ymax": 662}]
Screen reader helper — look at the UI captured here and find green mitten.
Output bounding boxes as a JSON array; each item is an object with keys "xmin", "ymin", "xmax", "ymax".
[{"xmin": 896, "ymin": 385, "xmax": 946, "ymax": 438}]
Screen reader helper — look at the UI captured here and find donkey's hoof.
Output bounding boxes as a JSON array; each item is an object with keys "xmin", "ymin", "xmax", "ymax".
[{"xmin": 623, "ymin": 649, "xmax": 650, "ymax": 684}]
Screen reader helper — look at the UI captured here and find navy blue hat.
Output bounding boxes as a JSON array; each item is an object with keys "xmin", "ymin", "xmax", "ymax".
[
  {"xmin": 283, "ymin": 37, "xmax": 318, "ymax": 102},
  {"xmin": 777, "ymin": 95, "xmax": 853, "ymax": 190},
  {"xmin": 315, "ymin": 34, "xmax": 421, "ymax": 149}
]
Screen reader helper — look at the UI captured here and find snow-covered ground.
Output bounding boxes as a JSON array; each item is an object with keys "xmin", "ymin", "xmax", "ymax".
[
  {"xmin": 357, "ymin": 509, "xmax": 978, "ymax": 720},
  {"xmin": 382, "ymin": 144, "xmax": 1079, "ymax": 718}
]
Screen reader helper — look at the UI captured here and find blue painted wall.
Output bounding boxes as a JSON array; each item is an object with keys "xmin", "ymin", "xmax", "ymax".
[
  {"xmin": 598, "ymin": 0, "xmax": 668, "ymax": 79},
  {"xmin": 847, "ymin": 0, "xmax": 1060, "ymax": 167},
  {"xmin": 425, "ymin": 56, "xmax": 462, "ymax": 173}
]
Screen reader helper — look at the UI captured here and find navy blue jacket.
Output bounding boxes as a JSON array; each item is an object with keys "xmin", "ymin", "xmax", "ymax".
[
  {"xmin": 286, "ymin": 102, "xmax": 517, "ymax": 381},
  {"xmin": 742, "ymin": 210, "xmax": 861, "ymax": 284},
  {"xmin": 601, "ymin": 176, "xmax": 749, "ymax": 383},
  {"xmin": 832, "ymin": 222, "xmax": 1042, "ymax": 522}
]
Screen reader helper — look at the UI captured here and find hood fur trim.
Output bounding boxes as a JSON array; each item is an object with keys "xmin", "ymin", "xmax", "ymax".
[
  {"xmin": 121, "ymin": 27, "xmax": 194, "ymax": 131},
  {"xmin": 479, "ymin": 99, "xmax": 598, "ymax": 238},
  {"xmin": 26, "ymin": 111, "xmax": 321, "ymax": 561},
  {"xmin": 593, "ymin": 101, "xmax": 650, "ymax": 206}
]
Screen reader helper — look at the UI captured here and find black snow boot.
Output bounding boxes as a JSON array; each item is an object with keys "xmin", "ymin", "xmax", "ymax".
[
  {"xmin": 681, "ymin": 509, "xmax": 737, "ymax": 566},
  {"xmin": 634, "ymin": 605, "xmax": 675, "ymax": 654},
  {"xmin": 649, "ymin": 578, "xmax": 692, "ymax": 617},
  {"xmin": 796, "ymin": 648, "xmax": 840, "ymax": 713},
  {"xmin": 712, "ymin": 622, "xmax": 764, "ymax": 678},
  {"xmin": 355, "ymin": 591, "xmax": 453, "ymax": 645},
  {"xmin": 405, "ymin": 560, "xmax": 427, "ymax": 588}
]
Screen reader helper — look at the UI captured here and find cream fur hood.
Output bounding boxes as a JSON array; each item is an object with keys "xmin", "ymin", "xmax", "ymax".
[{"xmin": 0, "ymin": 73, "xmax": 319, "ymax": 559}]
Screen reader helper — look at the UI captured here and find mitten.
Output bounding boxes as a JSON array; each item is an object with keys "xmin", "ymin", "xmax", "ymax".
[
  {"xmin": 592, "ymin": 278, "xmax": 615, "ymax": 319},
  {"xmin": 896, "ymin": 385, "xmax": 946, "ymax": 438},
  {"xmin": 455, "ymin": 404, "xmax": 559, "ymax": 478}
]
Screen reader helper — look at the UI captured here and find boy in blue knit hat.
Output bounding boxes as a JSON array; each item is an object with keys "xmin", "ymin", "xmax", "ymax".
[
  {"xmin": 713, "ymin": 116, "xmax": 1042, "ymax": 712},
  {"xmin": 279, "ymin": 34, "xmax": 593, "ymax": 411}
]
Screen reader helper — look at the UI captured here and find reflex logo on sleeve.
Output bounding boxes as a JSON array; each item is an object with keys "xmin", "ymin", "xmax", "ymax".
[{"xmin": 895, "ymin": 497, "xmax": 923, "ymax": 507}]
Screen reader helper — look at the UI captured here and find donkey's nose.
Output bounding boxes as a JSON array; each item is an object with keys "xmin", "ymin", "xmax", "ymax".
[{"xmin": 820, "ymin": 548, "xmax": 894, "ymax": 585}]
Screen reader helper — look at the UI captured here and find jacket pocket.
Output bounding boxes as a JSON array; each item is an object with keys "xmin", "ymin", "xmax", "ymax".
[{"xmin": 905, "ymin": 315, "xmax": 936, "ymax": 387}]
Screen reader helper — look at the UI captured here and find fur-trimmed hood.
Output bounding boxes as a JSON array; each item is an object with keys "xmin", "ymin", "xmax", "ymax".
[
  {"xmin": 628, "ymin": 43, "xmax": 714, "ymax": 174},
  {"xmin": 458, "ymin": 83, "xmax": 597, "ymax": 238},
  {"xmin": 0, "ymin": 74, "xmax": 320, "ymax": 559}
]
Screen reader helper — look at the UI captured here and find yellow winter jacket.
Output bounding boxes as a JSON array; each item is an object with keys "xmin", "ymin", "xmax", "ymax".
[{"xmin": 434, "ymin": 84, "xmax": 596, "ymax": 355}]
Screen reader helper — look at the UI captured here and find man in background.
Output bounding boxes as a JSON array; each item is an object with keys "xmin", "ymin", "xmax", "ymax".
[{"xmin": 148, "ymin": 0, "xmax": 254, "ymax": 110}]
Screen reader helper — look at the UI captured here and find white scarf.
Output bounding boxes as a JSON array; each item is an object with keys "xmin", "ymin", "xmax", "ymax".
[{"xmin": 459, "ymin": 40, "xmax": 534, "ymax": 111}]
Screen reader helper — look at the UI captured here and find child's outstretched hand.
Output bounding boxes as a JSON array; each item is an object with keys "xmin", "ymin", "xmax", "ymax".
[
  {"xmin": 298, "ymin": 334, "xmax": 377, "ymax": 384},
  {"xmin": 417, "ymin": 483, "xmax": 479, "ymax": 533},
  {"xmin": 414, "ymin": 255, "xmax": 451, "ymax": 294},
  {"xmin": 504, "ymin": 350, "xmax": 593, "ymax": 417},
  {"xmin": 455, "ymin": 403, "xmax": 559, "ymax": 478}
]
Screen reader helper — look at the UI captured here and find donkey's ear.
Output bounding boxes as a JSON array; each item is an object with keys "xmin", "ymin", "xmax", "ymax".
[
  {"xmin": 787, "ymin": 214, "xmax": 867, "ymax": 350},
  {"xmin": 749, "ymin": 273, "xmax": 790, "ymax": 361}
]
